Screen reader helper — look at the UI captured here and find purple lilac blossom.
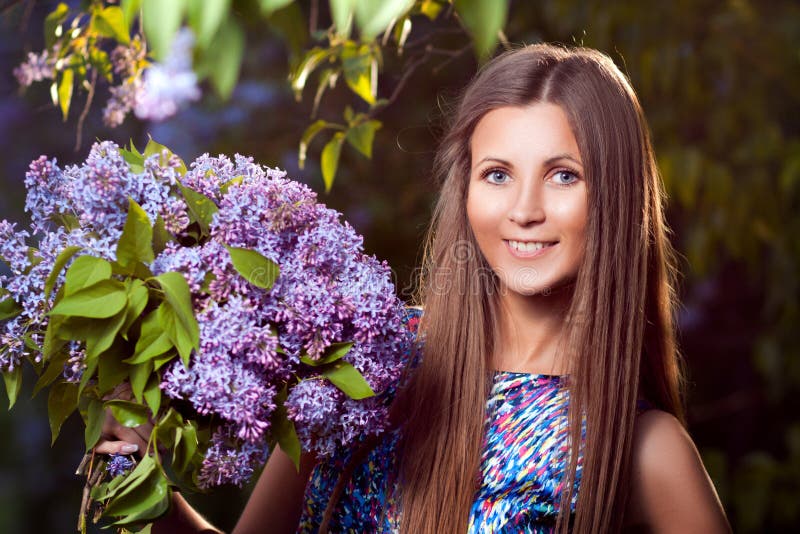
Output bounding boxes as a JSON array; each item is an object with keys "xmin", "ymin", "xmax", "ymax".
[
  {"xmin": 2, "ymin": 141, "xmax": 413, "ymax": 485},
  {"xmin": 198, "ymin": 427, "xmax": 268, "ymax": 488},
  {"xmin": 134, "ymin": 28, "xmax": 200, "ymax": 121},
  {"xmin": 13, "ymin": 50, "xmax": 54, "ymax": 87},
  {"xmin": 106, "ymin": 454, "xmax": 135, "ymax": 477}
]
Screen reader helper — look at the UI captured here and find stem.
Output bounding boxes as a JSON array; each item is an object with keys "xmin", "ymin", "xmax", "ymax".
[{"xmin": 74, "ymin": 69, "xmax": 97, "ymax": 152}]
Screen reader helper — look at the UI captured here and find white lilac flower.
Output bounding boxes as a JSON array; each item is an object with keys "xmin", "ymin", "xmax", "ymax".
[{"xmin": 134, "ymin": 28, "xmax": 200, "ymax": 121}]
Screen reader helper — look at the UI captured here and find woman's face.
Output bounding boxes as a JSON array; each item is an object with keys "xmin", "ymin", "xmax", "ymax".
[{"xmin": 466, "ymin": 102, "xmax": 588, "ymax": 297}]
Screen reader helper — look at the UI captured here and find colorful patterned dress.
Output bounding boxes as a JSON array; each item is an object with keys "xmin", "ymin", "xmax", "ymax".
[{"xmin": 297, "ymin": 308, "xmax": 591, "ymax": 533}]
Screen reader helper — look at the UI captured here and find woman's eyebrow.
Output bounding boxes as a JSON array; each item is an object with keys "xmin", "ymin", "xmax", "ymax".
[
  {"xmin": 473, "ymin": 154, "xmax": 583, "ymax": 171},
  {"xmin": 472, "ymin": 156, "xmax": 513, "ymax": 171},
  {"xmin": 544, "ymin": 153, "xmax": 583, "ymax": 168}
]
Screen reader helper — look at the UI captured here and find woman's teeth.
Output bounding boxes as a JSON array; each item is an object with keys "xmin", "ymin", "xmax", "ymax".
[{"xmin": 507, "ymin": 240, "xmax": 556, "ymax": 252}]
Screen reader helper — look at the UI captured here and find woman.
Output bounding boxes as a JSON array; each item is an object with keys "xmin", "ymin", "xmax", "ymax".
[{"xmin": 98, "ymin": 43, "xmax": 731, "ymax": 533}]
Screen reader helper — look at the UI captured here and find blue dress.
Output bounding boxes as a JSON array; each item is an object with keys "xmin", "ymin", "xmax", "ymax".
[{"xmin": 297, "ymin": 308, "xmax": 648, "ymax": 532}]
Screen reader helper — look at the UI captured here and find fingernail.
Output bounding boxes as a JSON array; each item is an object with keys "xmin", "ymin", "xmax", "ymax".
[{"xmin": 121, "ymin": 444, "xmax": 138, "ymax": 453}]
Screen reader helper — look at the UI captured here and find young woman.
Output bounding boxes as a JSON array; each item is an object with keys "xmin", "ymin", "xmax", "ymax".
[{"xmin": 98, "ymin": 43, "xmax": 731, "ymax": 533}]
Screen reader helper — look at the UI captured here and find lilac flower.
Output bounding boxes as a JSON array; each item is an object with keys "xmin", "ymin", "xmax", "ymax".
[
  {"xmin": 13, "ymin": 50, "xmax": 54, "ymax": 87},
  {"xmin": 134, "ymin": 28, "xmax": 200, "ymax": 121},
  {"xmin": 103, "ymin": 77, "xmax": 144, "ymax": 128},
  {"xmin": 198, "ymin": 427, "xmax": 268, "ymax": 488},
  {"xmin": 3, "ymin": 140, "xmax": 414, "ymax": 489},
  {"xmin": 63, "ymin": 342, "xmax": 86, "ymax": 383},
  {"xmin": 285, "ymin": 379, "xmax": 345, "ymax": 457},
  {"xmin": 106, "ymin": 454, "xmax": 135, "ymax": 477}
]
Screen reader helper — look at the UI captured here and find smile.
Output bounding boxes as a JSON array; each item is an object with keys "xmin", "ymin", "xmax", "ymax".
[{"xmin": 505, "ymin": 239, "xmax": 558, "ymax": 258}]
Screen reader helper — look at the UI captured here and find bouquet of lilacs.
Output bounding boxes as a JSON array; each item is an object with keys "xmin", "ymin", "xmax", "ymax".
[{"xmin": 0, "ymin": 139, "xmax": 413, "ymax": 530}]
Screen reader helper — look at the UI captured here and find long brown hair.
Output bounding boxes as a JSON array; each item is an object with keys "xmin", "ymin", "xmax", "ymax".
[{"xmin": 323, "ymin": 43, "xmax": 684, "ymax": 533}]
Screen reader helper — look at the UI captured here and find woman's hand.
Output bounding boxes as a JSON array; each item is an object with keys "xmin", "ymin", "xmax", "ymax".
[{"xmin": 93, "ymin": 382, "xmax": 152, "ymax": 458}]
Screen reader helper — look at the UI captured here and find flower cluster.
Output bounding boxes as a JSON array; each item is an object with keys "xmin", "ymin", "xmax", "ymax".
[
  {"xmin": 0, "ymin": 140, "xmax": 412, "ymax": 490},
  {"xmin": 106, "ymin": 454, "xmax": 135, "ymax": 478}
]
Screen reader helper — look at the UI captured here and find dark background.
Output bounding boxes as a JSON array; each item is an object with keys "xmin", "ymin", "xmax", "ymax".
[{"xmin": 1, "ymin": 1, "xmax": 798, "ymax": 532}]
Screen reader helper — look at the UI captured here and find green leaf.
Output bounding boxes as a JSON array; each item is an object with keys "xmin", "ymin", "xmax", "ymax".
[
  {"xmin": 127, "ymin": 310, "xmax": 172, "ymax": 363},
  {"xmin": 97, "ymin": 341, "xmax": 129, "ymax": 395},
  {"xmin": 86, "ymin": 307, "xmax": 128, "ymax": 359},
  {"xmin": 120, "ymin": 146, "xmax": 145, "ymax": 173},
  {"xmin": 0, "ymin": 297, "xmax": 22, "ymax": 321},
  {"xmin": 44, "ymin": 245, "xmax": 82, "ymax": 301},
  {"xmin": 44, "ymin": 3, "xmax": 69, "ymax": 49},
  {"xmin": 173, "ymin": 422, "xmax": 198, "ymax": 473},
  {"xmin": 329, "ymin": 0, "xmax": 355, "ymax": 37},
  {"xmin": 110, "ymin": 481, "xmax": 170, "ymax": 526},
  {"xmin": 322, "ymin": 361, "xmax": 375, "ymax": 400},
  {"xmin": 57, "ymin": 68, "xmax": 74, "ymax": 121},
  {"xmin": 49, "ymin": 279, "xmax": 127, "ymax": 318},
  {"xmin": 225, "ymin": 246, "xmax": 280, "ymax": 290},
  {"xmin": 271, "ymin": 387, "xmax": 301, "ymax": 470},
  {"xmin": 54, "ymin": 316, "xmax": 94, "ymax": 341},
  {"xmin": 120, "ymin": 0, "xmax": 141, "ymax": 30},
  {"xmin": 291, "ymin": 47, "xmax": 334, "ymax": 101},
  {"xmin": 178, "ymin": 183, "xmax": 218, "ymax": 236},
  {"xmin": 300, "ymin": 341, "xmax": 353, "ymax": 366},
  {"xmin": 85, "ymin": 398, "xmax": 105, "ymax": 450},
  {"xmin": 143, "ymin": 373, "xmax": 162, "ymax": 416},
  {"xmin": 99, "ymin": 453, "xmax": 156, "ymax": 506},
  {"xmin": 106, "ymin": 465, "xmax": 169, "ymax": 520},
  {"xmin": 91, "ymin": 6, "xmax": 130, "ymax": 43},
  {"xmin": 106, "ymin": 399, "xmax": 150, "ymax": 427},
  {"xmin": 259, "ymin": 0, "xmax": 294, "ymax": 16},
  {"xmin": 346, "ymin": 119, "xmax": 381, "ymax": 159},
  {"xmin": 153, "ymin": 272, "xmax": 199, "ymax": 363},
  {"xmin": 33, "ymin": 349, "xmax": 69, "ymax": 397},
  {"xmin": 201, "ymin": 18, "xmax": 245, "ymax": 99},
  {"xmin": 152, "ymin": 215, "xmax": 173, "ymax": 256},
  {"xmin": 129, "ymin": 360, "xmax": 153, "ymax": 404},
  {"xmin": 48, "ymin": 380, "xmax": 79, "ymax": 444},
  {"xmin": 453, "ymin": 0, "xmax": 509, "ymax": 60},
  {"xmin": 187, "ymin": 0, "xmax": 230, "ymax": 49},
  {"xmin": 341, "ymin": 42, "xmax": 376, "ymax": 104},
  {"xmin": 121, "ymin": 280, "xmax": 149, "ymax": 338},
  {"xmin": 156, "ymin": 303, "xmax": 193, "ymax": 368},
  {"xmin": 321, "ymin": 132, "xmax": 345, "ymax": 192},
  {"xmin": 353, "ymin": 0, "xmax": 414, "ymax": 41},
  {"xmin": 141, "ymin": 0, "xmax": 186, "ymax": 61},
  {"xmin": 117, "ymin": 198, "xmax": 154, "ymax": 268},
  {"xmin": 2, "ymin": 366, "xmax": 23, "ymax": 410},
  {"xmin": 78, "ymin": 355, "xmax": 100, "ymax": 397},
  {"xmin": 63, "ymin": 255, "xmax": 112, "ymax": 296},
  {"xmin": 94, "ymin": 453, "xmax": 155, "ymax": 502},
  {"xmin": 299, "ymin": 120, "xmax": 335, "ymax": 169},
  {"xmin": 143, "ymin": 137, "xmax": 187, "ymax": 174}
]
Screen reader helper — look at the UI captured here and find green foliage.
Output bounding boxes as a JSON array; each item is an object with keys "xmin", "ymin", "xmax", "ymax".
[
  {"xmin": 117, "ymin": 198, "xmax": 155, "ymax": 269},
  {"xmin": 1, "ymin": 367, "xmax": 22, "ymax": 409},
  {"xmin": 153, "ymin": 274, "xmax": 199, "ymax": 367},
  {"xmin": 322, "ymin": 361, "xmax": 374, "ymax": 400},
  {"xmin": 106, "ymin": 399, "xmax": 150, "ymax": 427},
  {"xmin": 225, "ymin": 246, "xmax": 280, "ymax": 290},
  {"xmin": 453, "ymin": 0, "xmax": 509, "ymax": 59},
  {"xmin": 271, "ymin": 386, "xmax": 301, "ymax": 469}
]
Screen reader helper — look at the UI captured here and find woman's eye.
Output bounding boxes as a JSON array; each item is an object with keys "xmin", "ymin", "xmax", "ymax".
[
  {"xmin": 484, "ymin": 170, "xmax": 510, "ymax": 184},
  {"xmin": 551, "ymin": 170, "xmax": 579, "ymax": 186}
]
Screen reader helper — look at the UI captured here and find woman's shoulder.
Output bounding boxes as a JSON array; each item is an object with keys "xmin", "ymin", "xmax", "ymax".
[{"xmin": 627, "ymin": 409, "xmax": 731, "ymax": 532}]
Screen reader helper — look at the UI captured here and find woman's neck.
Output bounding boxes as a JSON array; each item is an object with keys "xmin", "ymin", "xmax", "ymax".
[{"xmin": 492, "ymin": 283, "xmax": 574, "ymax": 375}]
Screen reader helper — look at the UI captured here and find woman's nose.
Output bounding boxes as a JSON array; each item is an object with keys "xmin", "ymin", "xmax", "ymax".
[{"xmin": 507, "ymin": 184, "xmax": 545, "ymax": 225}]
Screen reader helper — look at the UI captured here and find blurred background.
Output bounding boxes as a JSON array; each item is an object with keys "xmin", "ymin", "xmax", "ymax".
[{"xmin": 0, "ymin": 0, "xmax": 798, "ymax": 532}]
